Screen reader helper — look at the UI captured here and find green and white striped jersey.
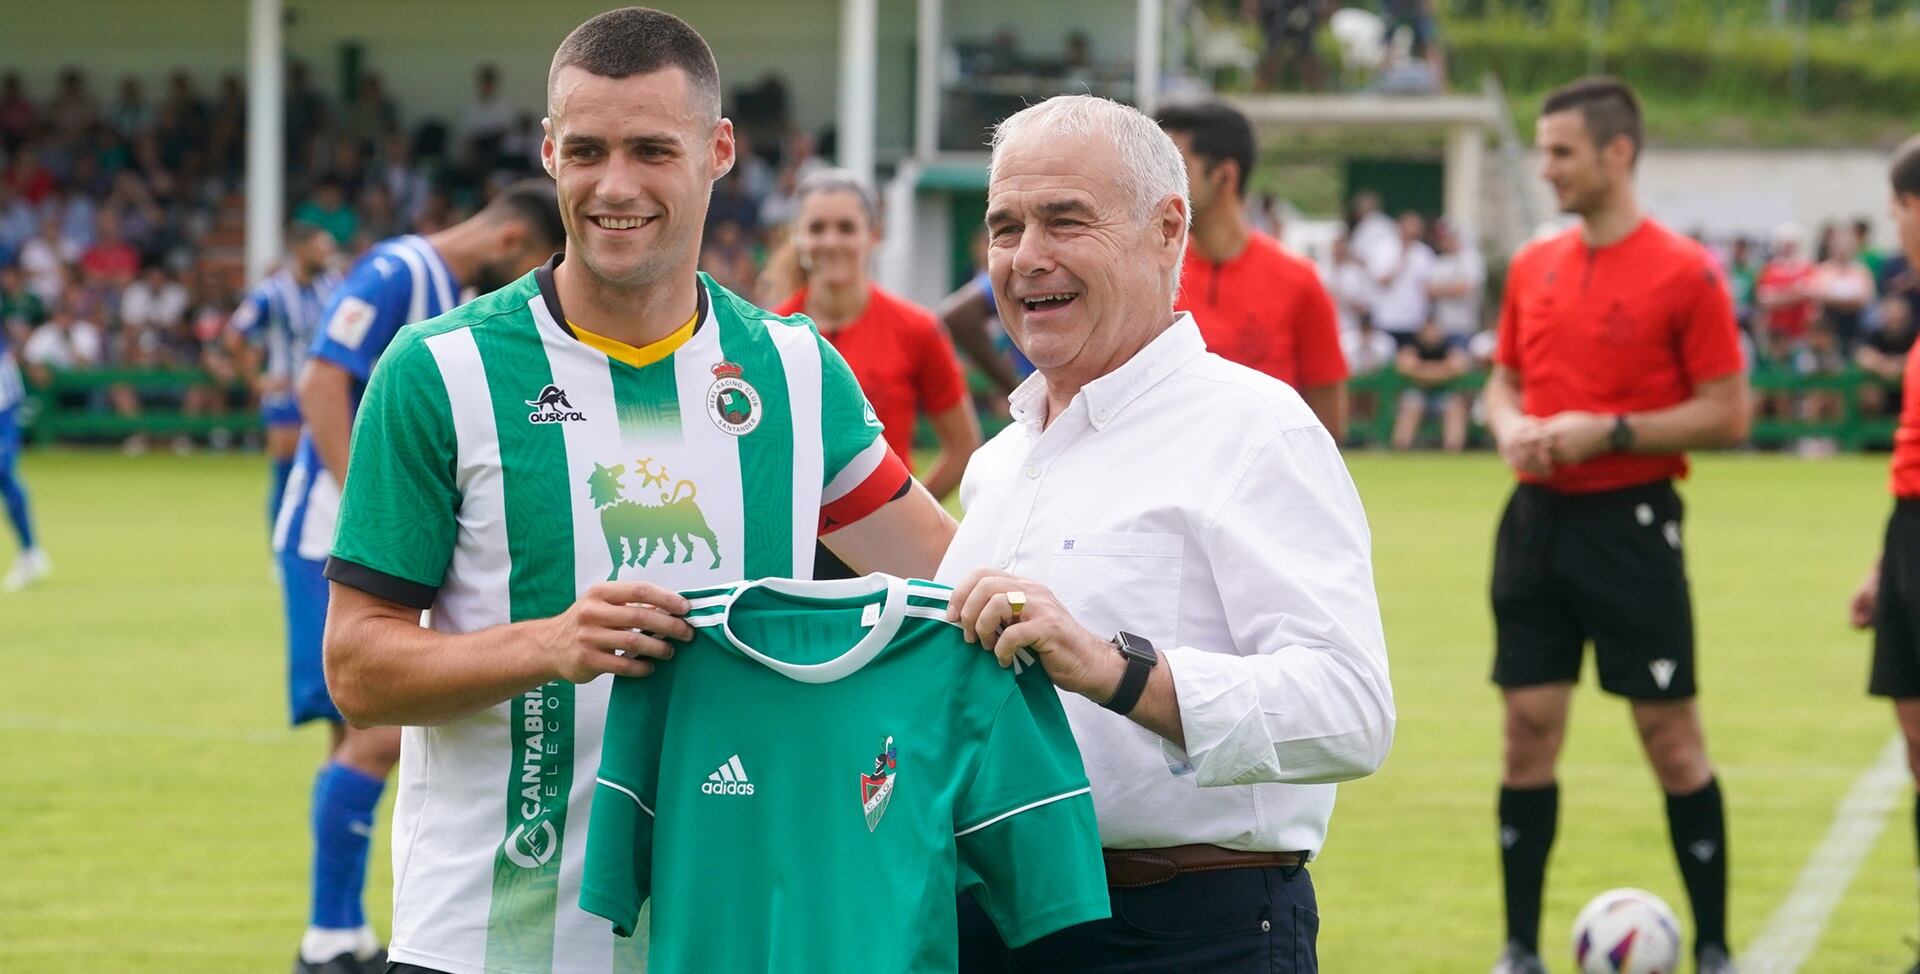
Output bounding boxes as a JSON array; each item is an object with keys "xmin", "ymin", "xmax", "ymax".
[
  {"xmin": 581, "ymin": 575, "xmax": 1109, "ymax": 973},
  {"xmin": 325, "ymin": 262, "xmax": 909, "ymax": 974}
]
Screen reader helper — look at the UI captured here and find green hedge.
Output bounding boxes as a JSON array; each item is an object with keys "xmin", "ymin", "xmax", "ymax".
[{"xmin": 1444, "ymin": 16, "xmax": 1920, "ymax": 113}]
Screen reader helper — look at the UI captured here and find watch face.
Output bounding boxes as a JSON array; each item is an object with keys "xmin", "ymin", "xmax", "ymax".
[{"xmin": 1113, "ymin": 631, "xmax": 1157, "ymax": 664}]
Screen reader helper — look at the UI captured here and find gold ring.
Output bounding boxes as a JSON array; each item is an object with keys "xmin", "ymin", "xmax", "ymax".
[{"xmin": 1005, "ymin": 590, "xmax": 1027, "ymax": 617}]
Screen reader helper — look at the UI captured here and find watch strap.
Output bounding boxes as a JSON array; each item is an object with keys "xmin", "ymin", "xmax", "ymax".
[
  {"xmin": 1102, "ymin": 649, "xmax": 1155, "ymax": 715},
  {"xmin": 1610, "ymin": 414, "xmax": 1634, "ymax": 452}
]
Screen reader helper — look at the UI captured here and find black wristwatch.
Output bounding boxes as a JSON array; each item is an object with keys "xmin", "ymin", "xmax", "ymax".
[
  {"xmin": 1609, "ymin": 414, "xmax": 1635, "ymax": 452},
  {"xmin": 1101, "ymin": 631, "xmax": 1158, "ymax": 716}
]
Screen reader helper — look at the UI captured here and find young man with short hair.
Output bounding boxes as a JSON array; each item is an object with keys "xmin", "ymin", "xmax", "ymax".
[
  {"xmin": 321, "ymin": 10, "xmax": 956, "ymax": 973},
  {"xmin": 1485, "ymin": 77, "xmax": 1749, "ymax": 974},
  {"xmin": 1158, "ymin": 100, "xmax": 1349, "ymax": 439}
]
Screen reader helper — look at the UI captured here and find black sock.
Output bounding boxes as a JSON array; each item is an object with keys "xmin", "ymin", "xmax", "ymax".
[
  {"xmin": 1666, "ymin": 776, "xmax": 1728, "ymax": 954},
  {"xmin": 1499, "ymin": 783, "xmax": 1558, "ymax": 953}
]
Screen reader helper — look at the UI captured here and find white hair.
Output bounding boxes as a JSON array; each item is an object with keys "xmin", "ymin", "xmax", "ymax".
[{"xmin": 989, "ymin": 94, "xmax": 1190, "ymax": 265}]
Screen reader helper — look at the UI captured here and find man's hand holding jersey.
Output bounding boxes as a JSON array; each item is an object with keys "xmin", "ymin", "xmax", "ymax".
[
  {"xmin": 946, "ymin": 570, "xmax": 1119, "ymax": 699},
  {"xmin": 534, "ymin": 581, "xmax": 694, "ymax": 682},
  {"xmin": 946, "ymin": 568, "xmax": 1188, "ymax": 749}
]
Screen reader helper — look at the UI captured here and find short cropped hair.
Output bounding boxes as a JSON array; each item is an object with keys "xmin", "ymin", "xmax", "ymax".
[
  {"xmin": 483, "ymin": 178, "xmax": 566, "ymax": 250},
  {"xmin": 1155, "ymin": 100, "xmax": 1257, "ymax": 199},
  {"xmin": 548, "ymin": 7, "xmax": 721, "ymax": 119},
  {"xmin": 992, "ymin": 95, "xmax": 1189, "ymax": 231},
  {"xmin": 1892, "ymin": 134, "xmax": 1920, "ymax": 199},
  {"xmin": 1541, "ymin": 76, "xmax": 1643, "ymax": 163}
]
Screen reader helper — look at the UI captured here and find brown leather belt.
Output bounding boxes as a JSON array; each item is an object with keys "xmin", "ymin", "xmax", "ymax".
[{"xmin": 1101, "ymin": 844, "xmax": 1309, "ymax": 889}]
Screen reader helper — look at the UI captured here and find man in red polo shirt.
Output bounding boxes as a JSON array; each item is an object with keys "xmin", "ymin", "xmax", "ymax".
[
  {"xmin": 1158, "ymin": 101, "xmax": 1348, "ymax": 439},
  {"xmin": 1848, "ymin": 135, "xmax": 1920, "ymax": 974},
  {"xmin": 1485, "ymin": 77, "xmax": 1749, "ymax": 974}
]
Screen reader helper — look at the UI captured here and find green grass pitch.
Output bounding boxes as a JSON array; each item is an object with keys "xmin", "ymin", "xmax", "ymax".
[{"xmin": 0, "ymin": 449, "xmax": 1912, "ymax": 971}]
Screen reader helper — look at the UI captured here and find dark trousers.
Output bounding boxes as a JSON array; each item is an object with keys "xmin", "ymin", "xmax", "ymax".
[{"xmin": 958, "ymin": 865, "xmax": 1318, "ymax": 973}]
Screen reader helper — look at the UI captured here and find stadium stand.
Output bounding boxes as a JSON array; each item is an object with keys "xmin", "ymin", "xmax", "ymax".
[{"xmin": 2, "ymin": 52, "xmax": 1912, "ymax": 457}]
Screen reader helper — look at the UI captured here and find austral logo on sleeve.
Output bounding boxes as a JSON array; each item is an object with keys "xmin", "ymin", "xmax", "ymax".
[
  {"xmin": 705, "ymin": 361, "xmax": 761, "ymax": 436},
  {"xmin": 526, "ymin": 384, "xmax": 587, "ymax": 424},
  {"xmin": 861, "ymin": 736, "xmax": 898, "ymax": 832}
]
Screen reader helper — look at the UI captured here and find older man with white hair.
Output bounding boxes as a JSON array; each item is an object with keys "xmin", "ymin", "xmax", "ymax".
[{"xmin": 940, "ymin": 94, "xmax": 1394, "ymax": 972}]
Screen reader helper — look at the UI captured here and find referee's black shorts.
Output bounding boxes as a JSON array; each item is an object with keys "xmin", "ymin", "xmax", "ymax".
[
  {"xmin": 1870, "ymin": 499, "xmax": 1920, "ymax": 698},
  {"xmin": 1491, "ymin": 480, "xmax": 1697, "ymax": 700}
]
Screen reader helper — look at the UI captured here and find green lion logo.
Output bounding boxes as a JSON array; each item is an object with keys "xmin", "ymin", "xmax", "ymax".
[{"xmin": 587, "ymin": 459, "xmax": 722, "ymax": 579}]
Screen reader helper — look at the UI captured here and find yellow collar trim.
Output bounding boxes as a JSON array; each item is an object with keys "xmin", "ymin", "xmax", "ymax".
[{"xmin": 569, "ymin": 311, "xmax": 699, "ymax": 370}]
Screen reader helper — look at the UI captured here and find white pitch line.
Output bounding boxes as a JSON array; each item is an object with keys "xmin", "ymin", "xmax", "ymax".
[{"xmin": 1743, "ymin": 733, "xmax": 1908, "ymax": 973}]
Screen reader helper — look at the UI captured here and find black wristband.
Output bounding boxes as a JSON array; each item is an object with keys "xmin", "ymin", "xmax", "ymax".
[
  {"xmin": 1609, "ymin": 414, "xmax": 1635, "ymax": 452},
  {"xmin": 1101, "ymin": 632, "xmax": 1157, "ymax": 716}
]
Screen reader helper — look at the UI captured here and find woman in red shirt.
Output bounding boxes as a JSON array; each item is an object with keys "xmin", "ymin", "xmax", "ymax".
[{"xmin": 774, "ymin": 170, "xmax": 980, "ymax": 502}]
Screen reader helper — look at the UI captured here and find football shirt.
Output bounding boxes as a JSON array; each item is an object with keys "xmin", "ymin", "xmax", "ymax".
[
  {"xmin": 1493, "ymin": 219, "xmax": 1743, "ymax": 494},
  {"xmin": 326, "ymin": 260, "xmax": 912, "ymax": 973},
  {"xmin": 275, "ymin": 234, "xmax": 458, "ymax": 561},
  {"xmin": 1175, "ymin": 231, "xmax": 1348, "ymax": 391},
  {"xmin": 581, "ymin": 574, "xmax": 1109, "ymax": 973}
]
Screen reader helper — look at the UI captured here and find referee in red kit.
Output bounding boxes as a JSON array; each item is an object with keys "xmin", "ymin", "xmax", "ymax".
[
  {"xmin": 1484, "ymin": 77, "xmax": 1750, "ymax": 974},
  {"xmin": 1848, "ymin": 134, "xmax": 1920, "ymax": 973},
  {"xmin": 1157, "ymin": 100, "xmax": 1350, "ymax": 440}
]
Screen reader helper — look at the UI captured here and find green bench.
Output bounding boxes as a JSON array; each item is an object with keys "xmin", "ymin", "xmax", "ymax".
[{"xmin": 23, "ymin": 368, "xmax": 261, "ymax": 444}]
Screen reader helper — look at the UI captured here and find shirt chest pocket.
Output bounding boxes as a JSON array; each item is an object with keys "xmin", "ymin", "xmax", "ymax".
[{"xmin": 1044, "ymin": 532, "xmax": 1184, "ymax": 650}]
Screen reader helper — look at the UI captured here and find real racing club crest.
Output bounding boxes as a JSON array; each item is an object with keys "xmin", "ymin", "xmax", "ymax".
[
  {"xmin": 860, "ymin": 735, "xmax": 897, "ymax": 832},
  {"xmin": 705, "ymin": 360, "xmax": 761, "ymax": 436}
]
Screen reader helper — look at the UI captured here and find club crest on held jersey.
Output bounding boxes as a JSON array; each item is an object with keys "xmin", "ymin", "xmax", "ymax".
[
  {"xmin": 526, "ymin": 384, "xmax": 587, "ymax": 424},
  {"xmin": 587, "ymin": 459, "xmax": 722, "ymax": 578},
  {"xmin": 706, "ymin": 361, "xmax": 761, "ymax": 436},
  {"xmin": 861, "ymin": 735, "xmax": 898, "ymax": 832}
]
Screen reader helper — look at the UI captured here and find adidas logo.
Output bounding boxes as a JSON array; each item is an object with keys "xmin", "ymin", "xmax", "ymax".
[
  {"xmin": 1690, "ymin": 840, "xmax": 1717, "ymax": 863},
  {"xmin": 1649, "ymin": 658, "xmax": 1678, "ymax": 691},
  {"xmin": 701, "ymin": 754, "xmax": 755, "ymax": 796}
]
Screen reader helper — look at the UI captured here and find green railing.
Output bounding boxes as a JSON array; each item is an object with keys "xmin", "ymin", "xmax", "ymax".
[
  {"xmin": 19, "ymin": 366, "xmax": 1906, "ymax": 451},
  {"xmin": 1343, "ymin": 367, "xmax": 1900, "ymax": 449},
  {"xmin": 22, "ymin": 368, "xmax": 260, "ymax": 443}
]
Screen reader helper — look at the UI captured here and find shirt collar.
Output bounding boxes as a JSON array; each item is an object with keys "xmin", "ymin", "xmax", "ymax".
[
  {"xmin": 533, "ymin": 252, "xmax": 710, "ymax": 341},
  {"xmin": 1008, "ymin": 312, "xmax": 1206, "ymax": 432}
]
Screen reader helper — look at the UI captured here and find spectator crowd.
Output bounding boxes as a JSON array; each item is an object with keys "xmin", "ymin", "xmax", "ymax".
[
  {"xmin": 4, "ymin": 64, "xmax": 1911, "ymax": 457},
  {"xmin": 0, "ymin": 63, "xmax": 837, "ymax": 452},
  {"xmin": 1323, "ymin": 191, "xmax": 1918, "ymax": 453}
]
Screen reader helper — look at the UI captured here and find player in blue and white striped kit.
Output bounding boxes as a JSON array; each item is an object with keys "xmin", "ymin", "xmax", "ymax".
[
  {"xmin": 0, "ymin": 318, "xmax": 45, "ymax": 592},
  {"xmin": 276, "ymin": 181, "xmax": 563, "ymax": 974},
  {"xmin": 229, "ymin": 222, "xmax": 340, "ymax": 528}
]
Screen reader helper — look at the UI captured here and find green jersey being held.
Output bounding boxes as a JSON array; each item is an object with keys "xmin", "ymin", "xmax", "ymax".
[{"xmin": 581, "ymin": 574, "xmax": 1110, "ymax": 972}]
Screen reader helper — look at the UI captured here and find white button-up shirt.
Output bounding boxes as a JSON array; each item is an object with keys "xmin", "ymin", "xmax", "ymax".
[{"xmin": 935, "ymin": 313, "xmax": 1394, "ymax": 856}]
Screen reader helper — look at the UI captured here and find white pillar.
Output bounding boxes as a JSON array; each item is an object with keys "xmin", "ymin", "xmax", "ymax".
[
  {"xmin": 1444, "ymin": 122, "xmax": 1484, "ymax": 243},
  {"xmin": 244, "ymin": 0, "xmax": 284, "ymax": 283},
  {"xmin": 914, "ymin": 0, "xmax": 942, "ymax": 159},
  {"xmin": 1134, "ymin": 0, "xmax": 1163, "ymax": 114},
  {"xmin": 837, "ymin": 0, "xmax": 878, "ymax": 187}
]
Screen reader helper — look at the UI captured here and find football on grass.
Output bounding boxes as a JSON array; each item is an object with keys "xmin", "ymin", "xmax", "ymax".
[{"xmin": 1571, "ymin": 888, "xmax": 1683, "ymax": 974}]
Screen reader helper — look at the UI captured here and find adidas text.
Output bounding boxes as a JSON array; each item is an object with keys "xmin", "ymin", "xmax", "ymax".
[{"xmin": 704, "ymin": 755, "xmax": 754, "ymax": 795}]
